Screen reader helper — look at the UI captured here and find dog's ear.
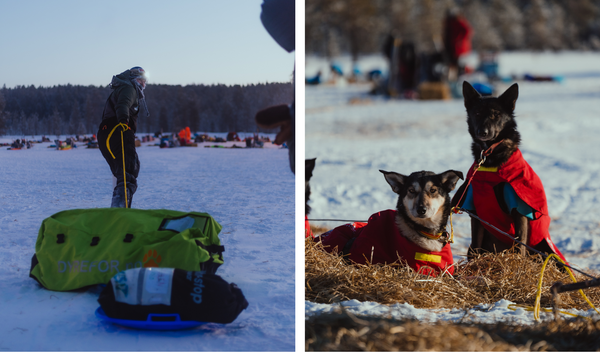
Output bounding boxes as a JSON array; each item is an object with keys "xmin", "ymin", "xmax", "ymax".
[
  {"xmin": 305, "ymin": 158, "xmax": 316, "ymax": 180},
  {"xmin": 380, "ymin": 170, "xmax": 406, "ymax": 194},
  {"xmin": 439, "ymin": 170, "xmax": 464, "ymax": 192},
  {"xmin": 463, "ymin": 81, "xmax": 481, "ymax": 110},
  {"xmin": 498, "ymin": 83, "xmax": 519, "ymax": 113}
]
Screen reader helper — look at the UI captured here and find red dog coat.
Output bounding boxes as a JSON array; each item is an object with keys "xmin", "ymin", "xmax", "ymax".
[
  {"xmin": 319, "ymin": 210, "xmax": 454, "ymax": 277},
  {"xmin": 305, "ymin": 215, "xmax": 313, "ymax": 238},
  {"xmin": 462, "ymin": 149, "xmax": 566, "ymax": 262}
]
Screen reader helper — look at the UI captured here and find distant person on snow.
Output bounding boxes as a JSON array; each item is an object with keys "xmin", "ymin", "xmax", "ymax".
[
  {"xmin": 178, "ymin": 128, "xmax": 188, "ymax": 146},
  {"xmin": 443, "ymin": 8, "xmax": 472, "ymax": 81},
  {"xmin": 97, "ymin": 67, "xmax": 149, "ymax": 208}
]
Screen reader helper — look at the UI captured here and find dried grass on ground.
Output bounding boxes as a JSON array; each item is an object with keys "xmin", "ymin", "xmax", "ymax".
[
  {"xmin": 309, "ymin": 224, "xmax": 330, "ymax": 237},
  {"xmin": 305, "ymin": 238, "xmax": 600, "ymax": 311},
  {"xmin": 305, "ymin": 227, "xmax": 600, "ymax": 350},
  {"xmin": 305, "ymin": 310, "xmax": 600, "ymax": 351}
]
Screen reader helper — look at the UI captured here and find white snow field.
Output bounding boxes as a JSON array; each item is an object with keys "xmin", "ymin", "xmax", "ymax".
[
  {"xmin": 0, "ymin": 134, "xmax": 295, "ymax": 350},
  {"xmin": 305, "ymin": 51, "xmax": 600, "ymax": 324}
]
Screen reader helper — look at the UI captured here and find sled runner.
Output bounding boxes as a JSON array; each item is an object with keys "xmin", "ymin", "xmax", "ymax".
[{"xmin": 95, "ymin": 307, "xmax": 206, "ymax": 330}]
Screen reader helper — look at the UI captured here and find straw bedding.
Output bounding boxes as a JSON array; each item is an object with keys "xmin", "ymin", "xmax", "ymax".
[
  {"xmin": 305, "ymin": 238, "xmax": 600, "ymax": 310},
  {"xmin": 305, "ymin": 309, "xmax": 600, "ymax": 351},
  {"xmin": 305, "ymin": 234, "xmax": 600, "ymax": 350}
]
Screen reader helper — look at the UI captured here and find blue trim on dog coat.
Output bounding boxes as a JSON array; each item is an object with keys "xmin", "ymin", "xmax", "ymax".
[{"xmin": 462, "ymin": 184, "xmax": 534, "ymax": 220}]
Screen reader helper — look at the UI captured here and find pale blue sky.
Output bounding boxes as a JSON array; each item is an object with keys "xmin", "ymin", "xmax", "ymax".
[{"xmin": 0, "ymin": 0, "xmax": 295, "ymax": 87}]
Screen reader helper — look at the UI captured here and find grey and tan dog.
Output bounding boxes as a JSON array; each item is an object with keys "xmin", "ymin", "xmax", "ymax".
[{"xmin": 381, "ymin": 169, "xmax": 463, "ymax": 252}]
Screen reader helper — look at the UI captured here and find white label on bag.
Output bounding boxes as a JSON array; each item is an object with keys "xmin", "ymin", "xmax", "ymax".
[
  {"xmin": 141, "ymin": 268, "xmax": 173, "ymax": 305},
  {"xmin": 112, "ymin": 269, "xmax": 139, "ymax": 305},
  {"xmin": 112, "ymin": 268, "xmax": 174, "ymax": 306}
]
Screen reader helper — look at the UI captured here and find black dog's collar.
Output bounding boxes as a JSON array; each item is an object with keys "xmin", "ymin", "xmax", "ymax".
[{"xmin": 477, "ymin": 139, "xmax": 505, "ymax": 163}]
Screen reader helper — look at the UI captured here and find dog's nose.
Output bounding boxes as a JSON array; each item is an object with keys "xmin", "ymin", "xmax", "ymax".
[
  {"xmin": 477, "ymin": 129, "xmax": 488, "ymax": 138},
  {"xmin": 417, "ymin": 206, "xmax": 427, "ymax": 215}
]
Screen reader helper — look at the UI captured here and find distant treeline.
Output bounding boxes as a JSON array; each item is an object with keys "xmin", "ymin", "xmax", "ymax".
[
  {"xmin": 0, "ymin": 81, "xmax": 293, "ymax": 137},
  {"xmin": 306, "ymin": 0, "xmax": 600, "ymax": 59}
]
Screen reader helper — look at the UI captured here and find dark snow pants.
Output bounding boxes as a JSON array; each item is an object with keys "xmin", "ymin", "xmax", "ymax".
[{"xmin": 98, "ymin": 117, "xmax": 139, "ymax": 208}]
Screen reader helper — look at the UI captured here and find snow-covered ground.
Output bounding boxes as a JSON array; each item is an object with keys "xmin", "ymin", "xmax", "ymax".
[
  {"xmin": 306, "ymin": 299, "xmax": 599, "ymax": 325},
  {"xmin": 305, "ymin": 51, "xmax": 600, "ymax": 324},
  {"xmin": 0, "ymin": 134, "xmax": 295, "ymax": 350}
]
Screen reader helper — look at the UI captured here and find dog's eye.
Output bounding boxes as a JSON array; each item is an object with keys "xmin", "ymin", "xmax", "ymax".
[
  {"xmin": 430, "ymin": 188, "xmax": 437, "ymax": 194},
  {"xmin": 408, "ymin": 189, "xmax": 416, "ymax": 194}
]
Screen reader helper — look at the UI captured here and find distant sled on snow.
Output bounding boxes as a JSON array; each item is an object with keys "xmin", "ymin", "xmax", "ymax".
[
  {"xmin": 51, "ymin": 139, "xmax": 76, "ymax": 150},
  {"xmin": 7, "ymin": 139, "xmax": 32, "ymax": 150},
  {"xmin": 204, "ymin": 145, "xmax": 245, "ymax": 149}
]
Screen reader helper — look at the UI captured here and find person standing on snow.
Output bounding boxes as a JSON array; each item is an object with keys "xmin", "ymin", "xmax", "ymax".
[{"xmin": 97, "ymin": 67, "xmax": 149, "ymax": 208}]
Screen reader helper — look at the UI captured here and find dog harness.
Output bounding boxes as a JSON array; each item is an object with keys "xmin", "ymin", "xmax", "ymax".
[
  {"xmin": 319, "ymin": 210, "xmax": 454, "ymax": 277},
  {"xmin": 457, "ymin": 149, "xmax": 566, "ymax": 262}
]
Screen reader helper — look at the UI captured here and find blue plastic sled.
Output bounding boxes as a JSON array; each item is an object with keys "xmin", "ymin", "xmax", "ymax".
[
  {"xmin": 472, "ymin": 82, "xmax": 494, "ymax": 96},
  {"xmin": 95, "ymin": 307, "xmax": 206, "ymax": 330}
]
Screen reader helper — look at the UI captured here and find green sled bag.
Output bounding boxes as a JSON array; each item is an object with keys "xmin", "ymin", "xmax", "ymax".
[{"xmin": 29, "ymin": 208, "xmax": 224, "ymax": 291}]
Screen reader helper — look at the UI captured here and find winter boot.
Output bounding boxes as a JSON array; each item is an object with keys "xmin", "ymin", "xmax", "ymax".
[{"xmin": 111, "ymin": 182, "xmax": 136, "ymax": 208}]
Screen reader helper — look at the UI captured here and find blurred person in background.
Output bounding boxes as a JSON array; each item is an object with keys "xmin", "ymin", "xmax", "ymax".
[{"xmin": 443, "ymin": 8, "xmax": 472, "ymax": 81}]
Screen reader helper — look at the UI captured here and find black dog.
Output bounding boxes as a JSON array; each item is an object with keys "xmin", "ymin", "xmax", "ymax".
[
  {"xmin": 305, "ymin": 158, "xmax": 316, "ymax": 215},
  {"xmin": 452, "ymin": 81, "xmax": 567, "ymax": 262},
  {"xmin": 305, "ymin": 158, "xmax": 316, "ymax": 238}
]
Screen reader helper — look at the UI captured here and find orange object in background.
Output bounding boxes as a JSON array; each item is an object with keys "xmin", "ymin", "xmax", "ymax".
[
  {"xmin": 185, "ymin": 127, "xmax": 191, "ymax": 141},
  {"xmin": 178, "ymin": 127, "xmax": 193, "ymax": 146}
]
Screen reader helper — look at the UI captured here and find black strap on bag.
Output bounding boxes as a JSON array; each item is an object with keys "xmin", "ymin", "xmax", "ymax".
[{"xmin": 195, "ymin": 240, "xmax": 225, "ymax": 274}]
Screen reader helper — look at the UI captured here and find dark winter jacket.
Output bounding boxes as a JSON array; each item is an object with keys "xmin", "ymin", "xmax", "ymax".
[{"xmin": 102, "ymin": 71, "xmax": 141, "ymax": 133}]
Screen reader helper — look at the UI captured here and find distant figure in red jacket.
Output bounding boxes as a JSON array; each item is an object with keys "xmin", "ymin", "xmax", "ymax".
[{"xmin": 443, "ymin": 8, "xmax": 472, "ymax": 80}]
